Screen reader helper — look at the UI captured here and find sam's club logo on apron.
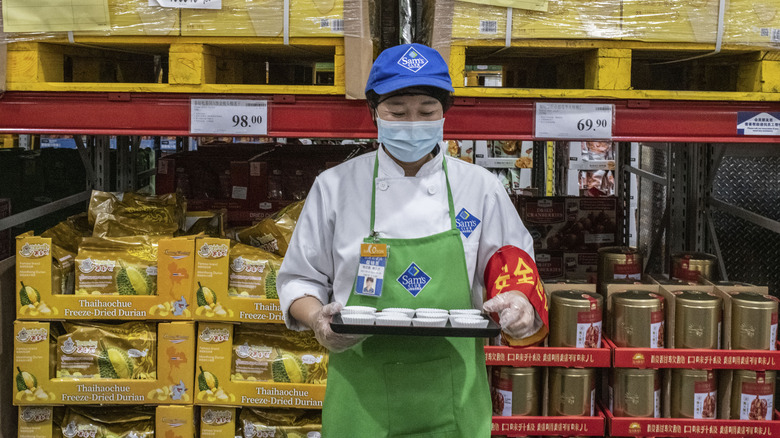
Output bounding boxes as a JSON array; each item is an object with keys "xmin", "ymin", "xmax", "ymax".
[
  {"xmin": 397, "ymin": 263, "xmax": 431, "ymax": 297},
  {"xmin": 456, "ymin": 208, "xmax": 481, "ymax": 238}
]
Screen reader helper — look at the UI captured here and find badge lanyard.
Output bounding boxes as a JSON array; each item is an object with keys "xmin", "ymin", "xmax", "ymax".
[{"xmin": 354, "ymin": 155, "xmax": 457, "ymax": 298}]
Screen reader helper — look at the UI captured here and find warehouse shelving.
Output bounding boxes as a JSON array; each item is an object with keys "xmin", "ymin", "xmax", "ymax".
[
  {"xmin": 3, "ymin": 19, "xmax": 780, "ymax": 436},
  {"xmin": 1, "ymin": 92, "xmax": 780, "ymax": 143},
  {"xmin": 2, "ymin": 88, "xmax": 780, "ymax": 438},
  {"xmin": 448, "ymin": 40, "xmax": 780, "ymax": 100},
  {"xmin": 6, "ymin": 36, "xmax": 345, "ymax": 95}
]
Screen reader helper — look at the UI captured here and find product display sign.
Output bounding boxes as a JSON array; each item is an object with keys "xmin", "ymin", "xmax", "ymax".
[
  {"xmin": 737, "ymin": 112, "xmax": 780, "ymax": 136},
  {"xmin": 190, "ymin": 99, "xmax": 268, "ymax": 136},
  {"xmin": 535, "ymin": 102, "xmax": 614, "ymax": 140},
  {"xmin": 149, "ymin": 0, "xmax": 222, "ymax": 9}
]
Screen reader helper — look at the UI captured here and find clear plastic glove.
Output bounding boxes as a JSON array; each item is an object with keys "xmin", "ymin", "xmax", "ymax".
[
  {"xmin": 310, "ymin": 302, "xmax": 368, "ymax": 353},
  {"xmin": 482, "ymin": 291, "xmax": 541, "ymax": 339}
]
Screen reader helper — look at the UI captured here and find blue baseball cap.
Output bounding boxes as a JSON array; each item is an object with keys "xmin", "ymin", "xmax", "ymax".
[{"xmin": 365, "ymin": 44, "xmax": 454, "ymax": 95}]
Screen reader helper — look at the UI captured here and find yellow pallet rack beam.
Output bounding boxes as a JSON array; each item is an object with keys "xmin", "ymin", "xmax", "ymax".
[
  {"xmin": 6, "ymin": 36, "xmax": 345, "ymax": 95},
  {"xmin": 447, "ymin": 40, "xmax": 780, "ymax": 102}
]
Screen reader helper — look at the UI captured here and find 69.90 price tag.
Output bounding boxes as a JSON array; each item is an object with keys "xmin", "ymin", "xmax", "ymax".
[
  {"xmin": 534, "ymin": 102, "xmax": 614, "ymax": 140},
  {"xmin": 190, "ymin": 99, "xmax": 268, "ymax": 136}
]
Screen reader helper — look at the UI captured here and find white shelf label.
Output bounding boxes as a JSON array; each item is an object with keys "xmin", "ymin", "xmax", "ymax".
[
  {"xmin": 149, "ymin": 0, "xmax": 222, "ymax": 10},
  {"xmin": 737, "ymin": 112, "xmax": 780, "ymax": 136},
  {"xmin": 190, "ymin": 99, "xmax": 268, "ymax": 135},
  {"xmin": 534, "ymin": 102, "xmax": 614, "ymax": 140}
]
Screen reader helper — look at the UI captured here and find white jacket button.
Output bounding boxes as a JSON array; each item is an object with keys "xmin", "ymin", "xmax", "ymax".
[
  {"xmin": 378, "ymin": 182, "xmax": 389, "ymax": 191},
  {"xmin": 428, "ymin": 185, "xmax": 438, "ymax": 195}
]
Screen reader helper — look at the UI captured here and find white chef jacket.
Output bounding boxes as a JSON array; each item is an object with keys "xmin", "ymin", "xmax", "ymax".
[{"xmin": 278, "ymin": 144, "xmax": 535, "ymax": 331}]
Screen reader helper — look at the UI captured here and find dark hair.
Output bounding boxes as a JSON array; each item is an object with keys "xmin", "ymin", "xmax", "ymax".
[{"xmin": 366, "ymin": 86, "xmax": 453, "ymax": 113}]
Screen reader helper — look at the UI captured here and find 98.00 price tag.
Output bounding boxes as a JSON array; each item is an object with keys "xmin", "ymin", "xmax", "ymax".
[
  {"xmin": 534, "ymin": 102, "xmax": 614, "ymax": 140},
  {"xmin": 190, "ymin": 99, "xmax": 268, "ymax": 135}
]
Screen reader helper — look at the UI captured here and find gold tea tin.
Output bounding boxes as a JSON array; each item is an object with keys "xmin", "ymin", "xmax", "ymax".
[
  {"xmin": 610, "ymin": 368, "xmax": 660, "ymax": 418},
  {"xmin": 730, "ymin": 370, "xmax": 776, "ymax": 420},
  {"xmin": 549, "ymin": 290, "xmax": 603, "ymax": 348},
  {"xmin": 612, "ymin": 290, "xmax": 665, "ymax": 348},
  {"xmin": 491, "ymin": 366, "xmax": 541, "ymax": 416},
  {"xmin": 670, "ymin": 369, "xmax": 717, "ymax": 419},
  {"xmin": 673, "ymin": 290, "xmax": 721, "ymax": 349},
  {"xmin": 671, "ymin": 252, "xmax": 717, "ymax": 283},
  {"xmin": 548, "ymin": 367, "xmax": 596, "ymax": 416},
  {"xmin": 730, "ymin": 292, "xmax": 779, "ymax": 350},
  {"xmin": 597, "ymin": 246, "xmax": 643, "ymax": 296}
]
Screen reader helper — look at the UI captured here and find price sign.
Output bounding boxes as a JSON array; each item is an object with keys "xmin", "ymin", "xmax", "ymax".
[
  {"xmin": 190, "ymin": 99, "xmax": 268, "ymax": 135},
  {"xmin": 534, "ymin": 102, "xmax": 614, "ymax": 140}
]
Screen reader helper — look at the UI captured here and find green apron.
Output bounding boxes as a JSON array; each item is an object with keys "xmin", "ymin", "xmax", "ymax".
[{"xmin": 322, "ymin": 157, "xmax": 492, "ymax": 437}]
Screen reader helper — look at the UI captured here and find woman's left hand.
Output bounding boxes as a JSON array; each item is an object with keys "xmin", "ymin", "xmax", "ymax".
[{"xmin": 482, "ymin": 291, "xmax": 540, "ymax": 339}]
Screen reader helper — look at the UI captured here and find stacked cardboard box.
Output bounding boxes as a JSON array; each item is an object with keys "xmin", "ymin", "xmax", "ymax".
[{"xmin": 516, "ymin": 196, "xmax": 619, "ymax": 282}]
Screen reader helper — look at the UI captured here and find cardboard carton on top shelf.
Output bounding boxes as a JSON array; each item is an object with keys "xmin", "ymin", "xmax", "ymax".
[
  {"xmin": 77, "ymin": 0, "xmax": 180, "ymax": 36},
  {"xmin": 621, "ymin": 0, "xmax": 719, "ymax": 43},
  {"xmin": 181, "ymin": 0, "xmax": 344, "ymax": 37},
  {"xmin": 512, "ymin": 0, "xmax": 623, "ymax": 40},
  {"xmin": 723, "ymin": 0, "xmax": 780, "ymax": 46},
  {"xmin": 439, "ymin": 0, "xmax": 622, "ymax": 41}
]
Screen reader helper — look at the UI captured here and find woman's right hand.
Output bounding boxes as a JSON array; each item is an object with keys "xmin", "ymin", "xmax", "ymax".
[{"xmin": 306, "ymin": 301, "xmax": 368, "ymax": 352}]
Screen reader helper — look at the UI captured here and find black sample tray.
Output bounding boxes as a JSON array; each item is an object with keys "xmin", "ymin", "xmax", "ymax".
[{"xmin": 331, "ymin": 313, "xmax": 501, "ymax": 338}]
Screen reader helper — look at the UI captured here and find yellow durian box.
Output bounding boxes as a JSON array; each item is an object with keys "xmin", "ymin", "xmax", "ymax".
[
  {"xmin": 13, "ymin": 320, "xmax": 195, "ymax": 406},
  {"xmin": 195, "ymin": 322, "xmax": 326, "ymax": 408},
  {"xmin": 192, "ymin": 237, "xmax": 285, "ymax": 324},
  {"xmin": 15, "ymin": 234, "xmax": 196, "ymax": 320},
  {"xmin": 17, "ymin": 405, "xmax": 195, "ymax": 438}
]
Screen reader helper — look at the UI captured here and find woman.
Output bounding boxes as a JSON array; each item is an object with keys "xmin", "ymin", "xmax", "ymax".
[{"xmin": 278, "ymin": 43, "xmax": 548, "ymax": 437}]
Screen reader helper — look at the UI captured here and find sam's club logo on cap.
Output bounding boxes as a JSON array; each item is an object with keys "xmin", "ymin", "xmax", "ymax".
[
  {"xmin": 397, "ymin": 47, "xmax": 429, "ymax": 73},
  {"xmin": 456, "ymin": 208, "xmax": 481, "ymax": 238},
  {"xmin": 397, "ymin": 263, "xmax": 431, "ymax": 297}
]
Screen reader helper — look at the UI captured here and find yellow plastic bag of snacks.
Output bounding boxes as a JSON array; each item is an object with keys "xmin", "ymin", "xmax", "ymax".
[
  {"xmin": 60, "ymin": 406, "xmax": 155, "ymax": 437},
  {"xmin": 237, "ymin": 407, "xmax": 322, "ymax": 437},
  {"xmin": 228, "ymin": 243, "xmax": 283, "ymax": 299},
  {"xmin": 56, "ymin": 321, "xmax": 157, "ymax": 380},
  {"xmin": 232, "ymin": 200, "xmax": 304, "ymax": 256},
  {"xmin": 75, "ymin": 236, "xmax": 158, "ymax": 296},
  {"xmin": 231, "ymin": 324, "xmax": 327, "ymax": 385}
]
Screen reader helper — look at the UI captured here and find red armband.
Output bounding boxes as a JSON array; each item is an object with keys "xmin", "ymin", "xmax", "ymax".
[{"xmin": 485, "ymin": 245, "xmax": 548, "ymax": 346}]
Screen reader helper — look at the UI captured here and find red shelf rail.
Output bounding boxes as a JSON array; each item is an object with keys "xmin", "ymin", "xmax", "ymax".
[
  {"xmin": 1, "ymin": 92, "xmax": 780, "ymax": 142},
  {"xmin": 485, "ymin": 345, "xmax": 612, "ymax": 368},
  {"xmin": 606, "ymin": 408, "xmax": 780, "ymax": 438},
  {"xmin": 604, "ymin": 337, "xmax": 780, "ymax": 370},
  {"xmin": 492, "ymin": 406, "xmax": 607, "ymax": 437}
]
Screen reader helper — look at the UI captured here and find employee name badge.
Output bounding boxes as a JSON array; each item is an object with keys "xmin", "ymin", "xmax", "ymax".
[{"xmin": 355, "ymin": 243, "xmax": 387, "ymax": 298}]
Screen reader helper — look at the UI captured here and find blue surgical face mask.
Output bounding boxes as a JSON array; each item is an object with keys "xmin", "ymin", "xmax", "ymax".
[{"xmin": 376, "ymin": 117, "xmax": 445, "ymax": 163}]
